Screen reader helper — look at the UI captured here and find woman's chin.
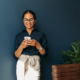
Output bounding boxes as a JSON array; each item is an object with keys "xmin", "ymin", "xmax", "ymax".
[{"xmin": 26, "ymin": 26, "xmax": 33, "ymax": 29}]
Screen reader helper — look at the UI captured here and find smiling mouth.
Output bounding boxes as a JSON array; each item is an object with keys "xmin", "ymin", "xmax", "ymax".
[{"xmin": 27, "ymin": 24, "xmax": 31, "ymax": 27}]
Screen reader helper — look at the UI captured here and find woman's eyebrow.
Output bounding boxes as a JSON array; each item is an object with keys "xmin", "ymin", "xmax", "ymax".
[{"xmin": 24, "ymin": 18, "xmax": 34, "ymax": 19}]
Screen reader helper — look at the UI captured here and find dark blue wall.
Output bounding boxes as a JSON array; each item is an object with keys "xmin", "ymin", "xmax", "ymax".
[{"xmin": 0, "ymin": 0, "xmax": 80, "ymax": 80}]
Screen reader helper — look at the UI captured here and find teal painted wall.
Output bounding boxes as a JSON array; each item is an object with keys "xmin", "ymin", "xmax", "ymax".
[{"xmin": 0, "ymin": 0, "xmax": 80, "ymax": 80}]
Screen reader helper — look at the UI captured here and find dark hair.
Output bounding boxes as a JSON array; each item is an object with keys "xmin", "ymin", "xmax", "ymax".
[{"xmin": 22, "ymin": 10, "xmax": 36, "ymax": 20}]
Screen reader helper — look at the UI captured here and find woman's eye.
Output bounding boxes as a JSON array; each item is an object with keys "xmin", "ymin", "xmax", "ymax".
[
  {"xmin": 25, "ymin": 19, "xmax": 28, "ymax": 21},
  {"xmin": 23, "ymin": 19, "xmax": 28, "ymax": 21},
  {"xmin": 30, "ymin": 19, "xmax": 33, "ymax": 21},
  {"xmin": 23, "ymin": 18, "xmax": 34, "ymax": 22}
]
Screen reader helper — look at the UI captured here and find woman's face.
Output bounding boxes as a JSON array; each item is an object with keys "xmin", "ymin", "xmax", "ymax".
[{"xmin": 23, "ymin": 12, "xmax": 36, "ymax": 29}]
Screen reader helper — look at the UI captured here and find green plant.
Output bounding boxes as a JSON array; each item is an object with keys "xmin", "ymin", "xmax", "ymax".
[{"xmin": 60, "ymin": 39, "xmax": 80, "ymax": 64}]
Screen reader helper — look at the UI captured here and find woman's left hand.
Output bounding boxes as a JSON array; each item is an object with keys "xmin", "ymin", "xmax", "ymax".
[
  {"xmin": 28, "ymin": 39, "xmax": 45, "ymax": 55},
  {"xmin": 27, "ymin": 39, "xmax": 40, "ymax": 47}
]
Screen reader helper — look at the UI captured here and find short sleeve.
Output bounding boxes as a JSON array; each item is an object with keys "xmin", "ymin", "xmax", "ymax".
[
  {"xmin": 40, "ymin": 33, "xmax": 48, "ymax": 57},
  {"xmin": 13, "ymin": 35, "xmax": 19, "ymax": 59}
]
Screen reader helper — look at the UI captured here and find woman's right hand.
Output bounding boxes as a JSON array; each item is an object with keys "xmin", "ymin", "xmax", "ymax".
[{"xmin": 20, "ymin": 40, "xmax": 29, "ymax": 49}]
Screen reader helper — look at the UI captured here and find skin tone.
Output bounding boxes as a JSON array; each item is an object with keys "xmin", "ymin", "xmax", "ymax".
[{"xmin": 14, "ymin": 12, "xmax": 45, "ymax": 58}]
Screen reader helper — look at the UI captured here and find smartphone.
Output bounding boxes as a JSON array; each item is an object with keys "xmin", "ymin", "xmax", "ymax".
[{"xmin": 24, "ymin": 36, "xmax": 31, "ymax": 42}]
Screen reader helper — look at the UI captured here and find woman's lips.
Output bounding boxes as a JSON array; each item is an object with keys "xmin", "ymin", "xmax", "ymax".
[{"xmin": 27, "ymin": 24, "xmax": 31, "ymax": 27}]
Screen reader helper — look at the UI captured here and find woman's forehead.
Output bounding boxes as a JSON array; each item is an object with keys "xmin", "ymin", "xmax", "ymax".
[{"xmin": 24, "ymin": 13, "xmax": 34, "ymax": 19}]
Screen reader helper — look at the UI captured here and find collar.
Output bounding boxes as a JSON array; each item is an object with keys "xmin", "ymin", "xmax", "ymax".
[{"xmin": 22, "ymin": 28, "xmax": 37, "ymax": 32}]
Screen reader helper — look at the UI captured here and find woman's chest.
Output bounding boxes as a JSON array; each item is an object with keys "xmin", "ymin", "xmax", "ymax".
[{"xmin": 18, "ymin": 33, "xmax": 42, "ymax": 45}]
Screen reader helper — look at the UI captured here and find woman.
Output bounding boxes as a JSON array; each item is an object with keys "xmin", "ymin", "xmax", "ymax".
[{"xmin": 14, "ymin": 10, "xmax": 48, "ymax": 80}]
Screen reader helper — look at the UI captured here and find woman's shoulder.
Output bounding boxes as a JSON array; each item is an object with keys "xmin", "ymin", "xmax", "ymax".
[
  {"xmin": 36, "ymin": 30, "xmax": 46, "ymax": 36},
  {"xmin": 15, "ymin": 30, "xmax": 25, "ymax": 38},
  {"xmin": 15, "ymin": 29, "xmax": 46, "ymax": 38},
  {"xmin": 39, "ymin": 31, "xmax": 46, "ymax": 38}
]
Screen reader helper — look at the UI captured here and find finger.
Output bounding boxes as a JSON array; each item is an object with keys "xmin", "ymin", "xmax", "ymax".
[
  {"xmin": 31, "ymin": 43, "xmax": 35, "ymax": 46},
  {"xmin": 28, "ymin": 40, "xmax": 33, "ymax": 44},
  {"xmin": 29, "ymin": 43, "xmax": 35, "ymax": 46},
  {"xmin": 32, "ymin": 39, "xmax": 36, "ymax": 42},
  {"xmin": 23, "ymin": 41, "xmax": 28, "ymax": 44},
  {"xmin": 24, "ymin": 39, "xmax": 27, "ymax": 41},
  {"xmin": 28, "ymin": 39, "xmax": 33, "ymax": 42},
  {"xmin": 25, "ymin": 42, "xmax": 28, "ymax": 45},
  {"xmin": 27, "ymin": 43, "xmax": 31, "ymax": 46},
  {"xmin": 25, "ymin": 40, "xmax": 29, "ymax": 43},
  {"xmin": 23, "ymin": 42, "xmax": 26, "ymax": 45},
  {"xmin": 23, "ymin": 40, "xmax": 27, "ymax": 42},
  {"xmin": 27, "ymin": 42, "xmax": 33, "ymax": 45},
  {"xmin": 31, "ymin": 41, "xmax": 35, "ymax": 44},
  {"xmin": 27, "ymin": 42, "xmax": 31, "ymax": 45}
]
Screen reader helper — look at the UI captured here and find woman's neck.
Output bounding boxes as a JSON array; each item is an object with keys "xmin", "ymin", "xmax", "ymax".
[{"xmin": 26, "ymin": 27, "xmax": 34, "ymax": 35}]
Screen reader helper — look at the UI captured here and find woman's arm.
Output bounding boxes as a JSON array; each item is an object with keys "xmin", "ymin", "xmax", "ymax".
[
  {"xmin": 28, "ymin": 32, "xmax": 48, "ymax": 56},
  {"xmin": 14, "ymin": 45, "xmax": 23, "ymax": 58},
  {"xmin": 37, "ymin": 33, "xmax": 48, "ymax": 56},
  {"xmin": 14, "ymin": 39, "xmax": 29, "ymax": 58},
  {"xmin": 36, "ymin": 42, "xmax": 45, "ymax": 55}
]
